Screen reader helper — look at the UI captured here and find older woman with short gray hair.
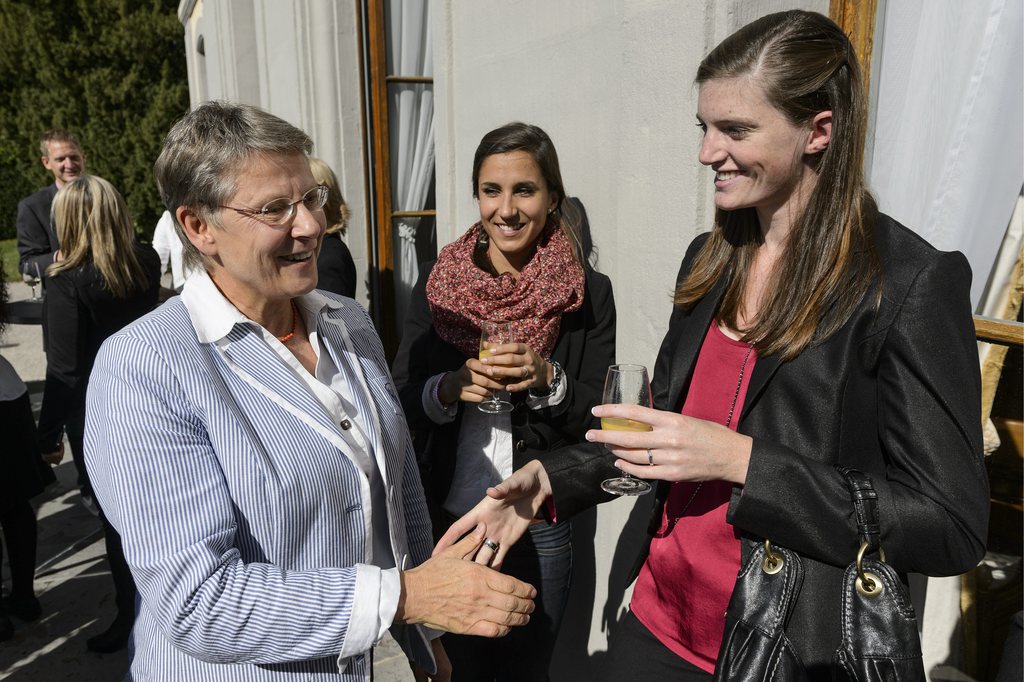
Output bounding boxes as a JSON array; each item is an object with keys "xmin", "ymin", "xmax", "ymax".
[{"xmin": 84, "ymin": 101, "xmax": 535, "ymax": 682}]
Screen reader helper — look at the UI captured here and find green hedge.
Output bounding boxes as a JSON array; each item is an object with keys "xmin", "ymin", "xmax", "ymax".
[
  {"xmin": 1, "ymin": 239, "xmax": 18, "ymax": 282},
  {"xmin": 0, "ymin": 0, "xmax": 189, "ymax": 242}
]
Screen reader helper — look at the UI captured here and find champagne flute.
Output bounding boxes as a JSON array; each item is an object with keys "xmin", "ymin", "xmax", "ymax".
[
  {"xmin": 600, "ymin": 364, "xmax": 653, "ymax": 496},
  {"xmin": 478, "ymin": 320, "xmax": 514, "ymax": 414},
  {"xmin": 22, "ymin": 262, "xmax": 41, "ymax": 301}
]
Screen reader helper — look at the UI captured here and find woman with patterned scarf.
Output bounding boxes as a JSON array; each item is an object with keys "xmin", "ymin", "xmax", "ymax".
[{"xmin": 393, "ymin": 122, "xmax": 616, "ymax": 681}]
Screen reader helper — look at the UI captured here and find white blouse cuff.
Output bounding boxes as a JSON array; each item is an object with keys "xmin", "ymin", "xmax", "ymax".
[{"xmin": 337, "ymin": 565, "xmax": 400, "ymax": 665}]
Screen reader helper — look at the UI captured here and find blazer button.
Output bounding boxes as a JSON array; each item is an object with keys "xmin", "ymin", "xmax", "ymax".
[
  {"xmin": 340, "ymin": 419, "xmax": 352, "ymax": 430},
  {"xmin": 516, "ymin": 440, "xmax": 526, "ymax": 452}
]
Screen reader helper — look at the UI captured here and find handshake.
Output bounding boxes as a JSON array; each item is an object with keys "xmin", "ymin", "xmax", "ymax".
[{"xmin": 397, "ymin": 460, "xmax": 552, "ymax": 636}]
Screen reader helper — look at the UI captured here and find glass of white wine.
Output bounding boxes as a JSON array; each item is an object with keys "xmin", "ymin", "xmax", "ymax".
[
  {"xmin": 478, "ymin": 320, "xmax": 514, "ymax": 414},
  {"xmin": 22, "ymin": 262, "xmax": 42, "ymax": 301},
  {"xmin": 600, "ymin": 364, "xmax": 653, "ymax": 496}
]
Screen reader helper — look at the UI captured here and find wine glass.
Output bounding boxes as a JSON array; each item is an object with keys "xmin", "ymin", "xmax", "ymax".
[
  {"xmin": 22, "ymin": 262, "xmax": 42, "ymax": 301},
  {"xmin": 478, "ymin": 320, "xmax": 514, "ymax": 414},
  {"xmin": 600, "ymin": 364, "xmax": 653, "ymax": 496}
]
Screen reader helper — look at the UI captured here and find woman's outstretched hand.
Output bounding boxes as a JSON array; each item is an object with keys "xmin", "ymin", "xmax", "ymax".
[
  {"xmin": 587, "ymin": 403, "xmax": 753, "ymax": 485},
  {"xmin": 433, "ymin": 459, "xmax": 553, "ymax": 569}
]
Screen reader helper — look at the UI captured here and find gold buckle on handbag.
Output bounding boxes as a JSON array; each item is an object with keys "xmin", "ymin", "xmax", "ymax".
[
  {"xmin": 762, "ymin": 539, "xmax": 784, "ymax": 575},
  {"xmin": 855, "ymin": 541, "xmax": 888, "ymax": 598}
]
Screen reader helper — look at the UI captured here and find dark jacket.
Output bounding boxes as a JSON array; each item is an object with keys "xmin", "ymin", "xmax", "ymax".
[
  {"xmin": 541, "ymin": 214, "xmax": 988, "ymax": 676},
  {"xmin": 391, "ymin": 260, "xmax": 616, "ymax": 516},
  {"xmin": 316, "ymin": 232, "xmax": 357, "ymax": 298},
  {"xmin": 37, "ymin": 244, "xmax": 162, "ymax": 450},
  {"xmin": 16, "ymin": 184, "xmax": 59, "ymax": 278}
]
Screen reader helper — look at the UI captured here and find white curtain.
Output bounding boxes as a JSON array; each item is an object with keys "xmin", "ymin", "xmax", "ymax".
[
  {"xmin": 868, "ymin": 0, "xmax": 1024, "ymax": 309},
  {"xmin": 387, "ymin": 0, "xmax": 435, "ymax": 325}
]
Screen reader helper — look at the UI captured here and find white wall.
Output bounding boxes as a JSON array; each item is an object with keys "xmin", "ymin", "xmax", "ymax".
[
  {"xmin": 178, "ymin": 0, "xmax": 371, "ymax": 305},
  {"xmin": 432, "ymin": 0, "xmax": 825, "ymax": 673}
]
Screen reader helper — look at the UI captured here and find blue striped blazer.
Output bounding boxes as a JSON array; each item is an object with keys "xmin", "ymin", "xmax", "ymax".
[{"xmin": 84, "ymin": 293, "xmax": 434, "ymax": 681}]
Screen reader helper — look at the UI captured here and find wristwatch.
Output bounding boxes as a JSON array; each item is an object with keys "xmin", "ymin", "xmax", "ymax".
[{"xmin": 529, "ymin": 359, "xmax": 563, "ymax": 398}]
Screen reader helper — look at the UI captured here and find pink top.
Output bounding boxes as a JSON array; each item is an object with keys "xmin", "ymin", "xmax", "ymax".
[{"xmin": 630, "ymin": 322, "xmax": 757, "ymax": 673}]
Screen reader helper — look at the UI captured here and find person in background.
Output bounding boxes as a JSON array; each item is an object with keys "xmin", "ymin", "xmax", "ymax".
[
  {"xmin": 392, "ymin": 122, "xmax": 615, "ymax": 681},
  {"xmin": 439, "ymin": 11, "xmax": 988, "ymax": 681},
  {"xmin": 152, "ymin": 208, "xmax": 195, "ymax": 297},
  {"xmin": 0, "ymin": 265, "xmax": 55, "ymax": 641},
  {"xmin": 16, "ymin": 129, "xmax": 86, "ymax": 280},
  {"xmin": 37, "ymin": 175, "xmax": 162, "ymax": 653},
  {"xmin": 309, "ymin": 157, "xmax": 357, "ymax": 298},
  {"xmin": 83, "ymin": 101, "xmax": 535, "ymax": 681}
]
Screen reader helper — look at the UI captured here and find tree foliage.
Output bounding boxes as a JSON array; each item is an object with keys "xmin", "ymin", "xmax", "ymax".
[{"xmin": 0, "ymin": 0, "xmax": 189, "ymax": 240}]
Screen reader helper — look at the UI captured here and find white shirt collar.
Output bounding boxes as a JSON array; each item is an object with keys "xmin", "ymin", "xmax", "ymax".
[{"xmin": 180, "ymin": 269, "xmax": 344, "ymax": 344}]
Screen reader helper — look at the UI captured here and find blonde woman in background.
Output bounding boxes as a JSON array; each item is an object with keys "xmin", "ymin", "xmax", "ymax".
[
  {"xmin": 309, "ymin": 157, "xmax": 357, "ymax": 298},
  {"xmin": 39, "ymin": 175, "xmax": 161, "ymax": 653}
]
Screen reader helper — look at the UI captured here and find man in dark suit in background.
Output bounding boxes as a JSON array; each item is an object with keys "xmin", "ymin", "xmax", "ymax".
[{"xmin": 16, "ymin": 129, "xmax": 86, "ymax": 280}]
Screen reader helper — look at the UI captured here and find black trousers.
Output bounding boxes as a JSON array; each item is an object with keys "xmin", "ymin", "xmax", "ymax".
[{"xmin": 599, "ymin": 609, "xmax": 711, "ymax": 682}]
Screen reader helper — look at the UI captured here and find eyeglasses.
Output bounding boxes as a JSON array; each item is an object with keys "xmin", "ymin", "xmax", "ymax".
[{"xmin": 220, "ymin": 185, "xmax": 329, "ymax": 226}]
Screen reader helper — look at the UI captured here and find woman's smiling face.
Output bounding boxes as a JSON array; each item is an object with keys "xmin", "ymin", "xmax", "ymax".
[
  {"xmin": 204, "ymin": 152, "xmax": 326, "ymax": 316},
  {"xmin": 476, "ymin": 150, "xmax": 558, "ymax": 275},
  {"xmin": 697, "ymin": 76, "xmax": 822, "ymax": 232}
]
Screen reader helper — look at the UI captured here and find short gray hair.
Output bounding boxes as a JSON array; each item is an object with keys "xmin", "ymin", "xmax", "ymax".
[{"xmin": 154, "ymin": 101, "xmax": 314, "ymax": 271}]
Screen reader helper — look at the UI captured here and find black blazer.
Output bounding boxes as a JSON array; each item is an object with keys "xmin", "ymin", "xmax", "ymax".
[
  {"xmin": 392, "ymin": 260, "xmax": 616, "ymax": 516},
  {"xmin": 37, "ymin": 245, "xmax": 162, "ymax": 451},
  {"xmin": 316, "ymin": 232, "xmax": 357, "ymax": 298},
  {"xmin": 541, "ymin": 214, "xmax": 988, "ymax": 675},
  {"xmin": 16, "ymin": 184, "xmax": 59, "ymax": 277}
]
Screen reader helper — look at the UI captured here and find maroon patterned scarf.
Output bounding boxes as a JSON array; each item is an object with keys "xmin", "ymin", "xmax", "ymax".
[{"xmin": 426, "ymin": 222, "xmax": 585, "ymax": 358}]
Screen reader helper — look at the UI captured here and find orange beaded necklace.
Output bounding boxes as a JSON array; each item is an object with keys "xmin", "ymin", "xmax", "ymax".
[{"xmin": 276, "ymin": 300, "xmax": 298, "ymax": 343}]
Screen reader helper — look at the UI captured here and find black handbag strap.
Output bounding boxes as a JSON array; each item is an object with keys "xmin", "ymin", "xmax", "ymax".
[{"xmin": 836, "ymin": 467, "xmax": 881, "ymax": 554}]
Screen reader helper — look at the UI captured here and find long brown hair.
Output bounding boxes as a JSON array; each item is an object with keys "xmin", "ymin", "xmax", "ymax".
[
  {"xmin": 49, "ymin": 175, "xmax": 150, "ymax": 299},
  {"xmin": 677, "ymin": 10, "xmax": 880, "ymax": 360}
]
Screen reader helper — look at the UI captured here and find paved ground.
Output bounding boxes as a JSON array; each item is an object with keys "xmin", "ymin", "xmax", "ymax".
[{"xmin": 0, "ymin": 280, "xmax": 412, "ymax": 681}]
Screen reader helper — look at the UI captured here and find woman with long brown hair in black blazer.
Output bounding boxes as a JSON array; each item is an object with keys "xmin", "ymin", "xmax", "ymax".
[{"xmin": 438, "ymin": 11, "xmax": 988, "ymax": 681}]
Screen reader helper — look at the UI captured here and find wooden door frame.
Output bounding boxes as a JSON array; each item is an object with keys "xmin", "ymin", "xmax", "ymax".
[{"xmin": 360, "ymin": 0, "xmax": 437, "ymax": 358}]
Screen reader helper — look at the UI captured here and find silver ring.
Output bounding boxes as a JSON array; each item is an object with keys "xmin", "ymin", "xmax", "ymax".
[
  {"xmin": 483, "ymin": 538, "xmax": 500, "ymax": 551},
  {"xmin": 522, "ymin": 366, "xmax": 529, "ymax": 378},
  {"xmin": 647, "ymin": 449, "xmax": 654, "ymax": 466}
]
